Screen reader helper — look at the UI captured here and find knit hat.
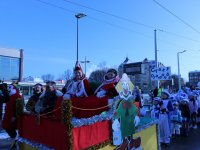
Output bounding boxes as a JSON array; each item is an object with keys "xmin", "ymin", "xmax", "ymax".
[
  {"xmin": 161, "ymin": 89, "xmax": 170, "ymax": 97},
  {"xmin": 181, "ymin": 98, "xmax": 189, "ymax": 103},
  {"xmin": 173, "ymin": 101, "xmax": 178, "ymax": 106},
  {"xmin": 153, "ymin": 97, "xmax": 161, "ymax": 101}
]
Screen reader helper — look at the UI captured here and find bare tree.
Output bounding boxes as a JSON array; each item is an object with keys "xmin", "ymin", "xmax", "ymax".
[
  {"xmin": 97, "ymin": 61, "xmax": 108, "ymax": 70},
  {"xmin": 88, "ymin": 69, "xmax": 107, "ymax": 83},
  {"xmin": 64, "ymin": 69, "xmax": 73, "ymax": 80},
  {"xmin": 41, "ymin": 74, "xmax": 55, "ymax": 82},
  {"xmin": 57, "ymin": 69, "xmax": 73, "ymax": 81}
]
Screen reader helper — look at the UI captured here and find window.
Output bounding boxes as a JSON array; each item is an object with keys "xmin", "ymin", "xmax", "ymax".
[{"xmin": 0, "ymin": 56, "xmax": 20, "ymax": 81}]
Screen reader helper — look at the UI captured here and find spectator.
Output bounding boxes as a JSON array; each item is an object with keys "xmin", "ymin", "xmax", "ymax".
[
  {"xmin": 26, "ymin": 83, "xmax": 43, "ymax": 113},
  {"xmin": 0, "ymin": 82, "xmax": 9, "ymax": 120},
  {"xmin": 35, "ymin": 81, "xmax": 63, "ymax": 114},
  {"xmin": 153, "ymin": 87, "xmax": 158, "ymax": 98}
]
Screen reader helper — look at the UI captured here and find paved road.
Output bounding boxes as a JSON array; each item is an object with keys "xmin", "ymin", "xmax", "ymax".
[{"xmin": 161, "ymin": 126, "xmax": 200, "ymax": 150}]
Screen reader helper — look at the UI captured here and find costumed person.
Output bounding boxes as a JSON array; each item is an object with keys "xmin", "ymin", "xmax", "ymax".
[
  {"xmin": 25, "ymin": 83, "xmax": 43, "ymax": 113},
  {"xmin": 2, "ymin": 84, "xmax": 23, "ymax": 138},
  {"xmin": 113, "ymin": 73, "xmax": 140, "ymax": 150},
  {"xmin": 159, "ymin": 90, "xmax": 173, "ymax": 147},
  {"xmin": 170, "ymin": 101, "xmax": 182, "ymax": 137},
  {"xmin": 94, "ymin": 68, "xmax": 119, "ymax": 98},
  {"xmin": 0, "ymin": 82, "xmax": 9, "ymax": 120},
  {"xmin": 63, "ymin": 62, "xmax": 91, "ymax": 100},
  {"xmin": 188, "ymin": 92, "xmax": 198, "ymax": 129},
  {"xmin": 196, "ymin": 92, "xmax": 200, "ymax": 124},
  {"xmin": 35, "ymin": 81, "xmax": 63, "ymax": 114},
  {"xmin": 179, "ymin": 98, "xmax": 190, "ymax": 136},
  {"xmin": 150, "ymin": 97, "xmax": 161, "ymax": 119}
]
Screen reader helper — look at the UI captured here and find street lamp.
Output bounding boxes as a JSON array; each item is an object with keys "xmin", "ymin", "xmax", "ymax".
[
  {"xmin": 75, "ymin": 13, "xmax": 86, "ymax": 63},
  {"xmin": 177, "ymin": 50, "xmax": 186, "ymax": 91},
  {"xmin": 80, "ymin": 56, "xmax": 90, "ymax": 76}
]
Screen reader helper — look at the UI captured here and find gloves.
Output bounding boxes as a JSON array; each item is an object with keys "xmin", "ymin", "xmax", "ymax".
[
  {"xmin": 134, "ymin": 116, "xmax": 140, "ymax": 127},
  {"xmin": 97, "ymin": 90, "xmax": 106, "ymax": 98}
]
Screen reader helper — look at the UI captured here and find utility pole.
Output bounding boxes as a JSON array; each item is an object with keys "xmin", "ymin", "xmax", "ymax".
[
  {"xmin": 80, "ymin": 56, "xmax": 90, "ymax": 76},
  {"xmin": 154, "ymin": 29, "xmax": 159, "ymax": 88},
  {"xmin": 177, "ymin": 50, "xmax": 186, "ymax": 91},
  {"xmin": 154, "ymin": 30, "xmax": 158, "ymax": 68}
]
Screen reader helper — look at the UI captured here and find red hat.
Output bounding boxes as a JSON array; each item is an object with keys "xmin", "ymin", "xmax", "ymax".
[{"xmin": 74, "ymin": 61, "xmax": 83, "ymax": 72}]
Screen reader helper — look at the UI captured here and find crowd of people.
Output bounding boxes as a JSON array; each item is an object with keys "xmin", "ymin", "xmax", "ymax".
[
  {"xmin": 1, "ymin": 62, "xmax": 200, "ymax": 149},
  {"xmin": 150, "ymin": 85, "xmax": 200, "ymax": 147}
]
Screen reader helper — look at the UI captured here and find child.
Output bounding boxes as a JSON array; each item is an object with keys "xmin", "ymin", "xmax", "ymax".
[
  {"xmin": 188, "ymin": 92, "xmax": 198, "ymax": 129},
  {"xmin": 179, "ymin": 98, "xmax": 190, "ymax": 136},
  {"xmin": 196, "ymin": 93, "xmax": 200, "ymax": 124},
  {"xmin": 150, "ymin": 97, "xmax": 160, "ymax": 119},
  {"xmin": 159, "ymin": 90, "xmax": 173, "ymax": 146},
  {"xmin": 170, "ymin": 102, "xmax": 182, "ymax": 137}
]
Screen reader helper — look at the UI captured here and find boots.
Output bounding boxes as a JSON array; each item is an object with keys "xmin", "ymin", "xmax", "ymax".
[
  {"xmin": 116, "ymin": 138, "xmax": 129, "ymax": 150},
  {"xmin": 128, "ymin": 137, "xmax": 141, "ymax": 150}
]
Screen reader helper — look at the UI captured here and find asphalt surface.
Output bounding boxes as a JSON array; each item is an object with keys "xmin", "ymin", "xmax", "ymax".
[{"xmin": 161, "ymin": 125, "xmax": 200, "ymax": 150}]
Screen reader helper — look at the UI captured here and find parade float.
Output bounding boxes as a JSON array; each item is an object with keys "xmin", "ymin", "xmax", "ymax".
[{"xmin": 17, "ymin": 74, "xmax": 160, "ymax": 150}]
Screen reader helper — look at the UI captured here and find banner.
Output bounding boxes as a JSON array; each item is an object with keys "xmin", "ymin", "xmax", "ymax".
[{"xmin": 151, "ymin": 67, "xmax": 171, "ymax": 80}]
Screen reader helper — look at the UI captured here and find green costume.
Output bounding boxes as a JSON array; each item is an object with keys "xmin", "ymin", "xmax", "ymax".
[{"xmin": 114, "ymin": 98, "xmax": 138, "ymax": 139}]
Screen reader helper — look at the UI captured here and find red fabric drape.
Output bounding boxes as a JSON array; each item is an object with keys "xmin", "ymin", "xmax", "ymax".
[
  {"xmin": 19, "ymin": 115, "xmax": 111, "ymax": 150},
  {"xmin": 19, "ymin": 114, "xmax": 68, "ymax": 150},
  {"xmin": 72, "ymin": 120, "xmax": 111, "ymax": 150},
  {"xmin": 71, "ymin": 96, "xmax": 109, "ymax": 119}
]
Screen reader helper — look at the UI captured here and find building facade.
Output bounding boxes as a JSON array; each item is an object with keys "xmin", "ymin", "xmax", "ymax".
[
  {"xmin": 0, "ymin": 47, "xmax": 23, "ymax": 81},
  {"xmin": 118, "ymin": 58, "xmax": 159, "ymax": 93},
  {"xmin": 189, "ymin": 71, "xmax": 200, "ymax": 87}
]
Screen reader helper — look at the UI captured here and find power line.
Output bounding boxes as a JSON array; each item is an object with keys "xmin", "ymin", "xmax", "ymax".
[
  {"xmin": 161, "ymin": 30, "xmax": 200, "ymax": 43},
  {"xmin": 63, "ymin": 0, "xmax": 162, "ymax": 30},
  {"xmin": 34, "ymin": 0, "xmax": 154, "ymax": 39},
  {"xmin": 35, "ymin": 0, "xmax": 76, "ymax": 14},
  {"xmin": 152, "ymin": 0, "xmax": 200, "ymax": 35},
  {"xmin": 62, "ymin": 0, "xmax": 200, "ymax": 43},
  {"xmin": 87, "ymin": 16, "xmax": 153, "ymax": 39},
  {"xmin": 35, "ymin": 0, "xmax": 200, "ymax": 49}
]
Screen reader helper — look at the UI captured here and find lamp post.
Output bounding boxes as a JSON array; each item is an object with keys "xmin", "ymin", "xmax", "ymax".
[
  {"xmin": 80, "ymin": 56, "xmax": 90, "ymax": 76},
  {"xmin": 75, "ymin": 13, "xmax": 86, "ymax": 63},
  {"xmin": 177, "ymin": 50, "xmax": 186, "ymax": 91}
]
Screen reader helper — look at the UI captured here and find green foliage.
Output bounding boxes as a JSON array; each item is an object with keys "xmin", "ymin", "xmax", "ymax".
[{"xmin": 89, "ymin": 82, "xmax": 101, "ymax": 94}]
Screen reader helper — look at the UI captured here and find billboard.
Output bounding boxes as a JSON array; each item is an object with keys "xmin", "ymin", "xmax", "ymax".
[{"xmin": 123, "ymin": 62, "xmax": 142, "ymax": 75}]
